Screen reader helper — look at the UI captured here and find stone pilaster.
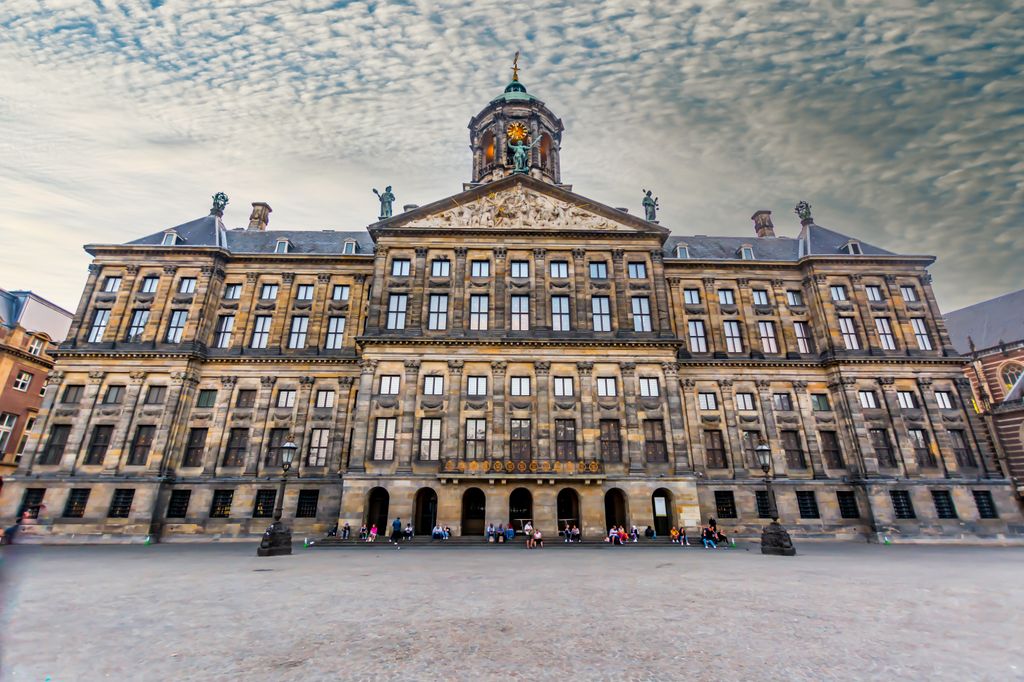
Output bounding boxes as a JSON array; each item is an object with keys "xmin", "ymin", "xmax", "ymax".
[
  {"xmin": 493, "ymin": 248, "xmax": 507, "ymax": 330},
  {"xmin": 535, "ymin": 361, "xmax": 552, "ymax": 459},
  {"xmin": 365, "ymin": 245, "xmax": 389, "ymax": 333},
  {"xmin": 247, "ymin": 376, "xmax": 277, "ymax": 476},
  {"xmin": 68, "ymin": 263, "xmax": 102, "ymax": 344},
  {"xmin": 451, "ymin": 247, "xmax": 468, "ymax": 335},
  {"xmin": 621, "ymin": 362, "xmax": 642, "ymax": 472},
  {"xmin": 445, "ymin": 360, "xmax": 464, "ymax": 460},
  {"xmin": 62, "ymin": 370, "xmax": 105, "ymax": 473},
  {"xmin": 108, "ymin": 370, "xmax": 147, "ymax": 471},
  {"xmin": 611, "ymin": 250, "xmax": 629, "ymax": 334},
  {"xmin": 792, "ymin": 380, "xmax": 825, "ymax": 478},
  {"xmin": 347, "ymin": 359, "xmax": 378, "ymax": 472},
  {"xmin": 150, "ymin": 370, "xmax": 198, "ymax": 474},
  {"xmin": 663, "ymin": 363, "xmax": 690, "ymax": 472},
  {"xmin": 208, "ymin": 375, "xmax": 237, "ymax": 475},
  {"xmin": 651, "ymin": 250, "xmax": 673, "ymax": 337},
  {"xmin": 878, "ymin": 377, "xmax": 916, "ymax": 477},
  {"xmin": 703, "ymin": 277, "xmax": 724, "ymax": 354},
  {"xmin": 532, "ymin": 248, "xmax": 547, "ymax": 331},
  {"xmin": 490, "ymin": 361, "xmax": 507, "ymax": 458},
  {"xmin": 397, "ymin": 360, "xmax": 420, "ymax": 472},
  {"xmin": 329, "ymin": 376, "xmax": 354, "ymax": 472},
  {"xmin": 572, "ymin": 249, "xmax": 588, "ymax": 330},
  {"xmin": 577, "ymin": 362, "xmax": 596, "ymax": 460},
  {"xmin": 293, "ymin": 375, "xmax": 316, "ymax": 475},
  {"xmin": 755, "ymin": 379, "xmax": 786, "ymax": 477}
]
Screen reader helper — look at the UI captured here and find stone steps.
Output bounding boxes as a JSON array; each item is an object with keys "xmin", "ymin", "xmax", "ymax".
[{"xmin": 309, "ymin": 537, "xmax": 727, "ymax": 549}]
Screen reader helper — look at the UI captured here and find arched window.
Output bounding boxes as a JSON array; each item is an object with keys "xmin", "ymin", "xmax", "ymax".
[
  {"xmin": 1001, "ymin": 363, "xmax": 1023, "ymax": 390},
  {"xmin": 481, "ymin": 130, "xmax": 496, "ymax": 165},
  {"xmin": 539, "ymin": 133, "xmax": 553, "ymax": 171}
]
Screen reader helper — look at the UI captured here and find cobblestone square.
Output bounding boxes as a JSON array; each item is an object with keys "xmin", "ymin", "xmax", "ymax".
[{"xmin": 2, "ymin": 543, "xmax": 1022, "ymax": 680}]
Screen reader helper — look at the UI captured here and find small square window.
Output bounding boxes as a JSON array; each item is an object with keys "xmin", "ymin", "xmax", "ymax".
[
  {"xmin": 392, "ymin": 259, "xmax": 411, "ymax": 276},
  {"xmin": 639, "ymin": 377, "xmax": 659, "ymax": 398},
  {"xmin": 332, "ymin": 285, "xmax": 350, "ymax": 301},
  {"xmin": 772, "ymin": 393, "xmax": 793, "ymax": 411},
  {"xmin": 166, "ymin": 490, "xmax": 191, "ymax": 518},
  {"xmin": 13, "ymin": 371, "xmax": 32, "ymax": 392},
  {"xmin": 379, "ymin": 375, "xmax": 401, "ymax": 395},
  {"xmin": 511, "ymin": 377, "xmax": 531, "ymax": 397},
  {"xmin": 897, "ymin": 391, "xmax": 917, "ymax": 409},
  {"xmin": 108, "ymin": 489, "xmax": 135, "ymax": 518},
  {"xmin": 589, "ymin": 262, "xmax": 608, "ymax": 279},
  {"xmin": 260, "ymin": 284, "xmax": 279, "ymax": 300},
  {"xmin": 424, "ymin": 376, "xmax": 444, "ymax": 396},
  {"xmin": 431, "ymin": 259, "xmax": 450, "ymax": 277},
  {"xmin": 935, "ymin": 391, "xmax": 954, "ymax": 409},
  {"xmin": 510, "ymin": 260, "xmax": 530, "ymax": 278},
  {"xmin": 209, "ymin": 490, "xmax": 234, "ymax": 518},
  {"xmin": 900, "ymin": 285, "xmax": 919, "ymax": 302},
  {"xmin": 811, "ymin": 394, "xmax": 831, "ymax": 411},
  {"xmin": 596, "ymin": 377, "xmax": 617, "ymax": 397},
  {"xmin": 718, "ymin": 289, "xmax": 735, "ymax": 305},
  {"xmin": 550, "ymin": 261, "xmax": 569, "ymax": 278},
  {"xmin": 698, "ymin": 392, "xmax": 718, "ymax": 410},
  {"xmin": 866, "ymin": 285, "xmax": 883, "ymax": 302},
  {"xmin": 735, "ymin": 393, "xmax": 755, "ymax": 411},
  {"xmin": 62, "ymin": 489, "xmax": 91, "ymax": 518},
  {"xmin": 471, "ymin": 260, "xmax": 490, "ymax": 278},
  {"xmin": 61, "ymin": 384, "xmax": 84, "ymax": 404},
  {"xmin": 752, "ymin": 290, "xmax": 769, "ymax": 306},
  {"xmin": 627, "ymin": 262, "xmax": 647, "ymax": 279},
  {"xmin": 786, "ymin": 290, "xmax": 804, "ymax": 306},
  {"xmin": 467, "ymin": 376, "xmax": 488, "ymax": 396},
  {"xmin": 295, "ymin": 285, "xmax": 314, "ymax": 301},
  {"xmin": 553, "ymin": 377, "xmax": 574, "ymax": 397},
  {"xmin": 253, "ymin": 489, "xmax": 277, "ymax": 518},
  {"xmin": 178, "ymin": 278, "xmax": 197, "ymax": 294},
  {"xmin": 315, "ymin": 390, "xmax": 335, "ymax": 408},
  {"xmin": 858, "ymin": 391, "xmax": 878, "ymax": 409},
  {"xmin": 223, "ymin": 283, "xmax": 241, "ymax": 299},
  {"xmin": 140, "ymin": 276, "xmax": 160, "ymax": 294},
  {"xmin": 830, "ymin": 285, "xmax": 847, "ymax": 301},
  {"xmin": 144, "ymin": 385, "xmax": 166, "ymax": 405},
  {"xmin": 196, "ymin": 389, "xmax": 217, "ymax": 408},
  {"xmin": 683, "ymin": 288, "xmax": 701, "ymax": 305},
  {"xmin": 973, "ymin": 490, "xmax": 998, "ymax": 519},
  {"xmin": 103, "ymin": 276, "xmax": 122, "ymax": 293},
  {"xmin": 276, "ymin": 389, "xmax": 296, "ymax": 408},
  {"xmin": 236, "ymin": 389, "xmax": 256, "ymax": 408},
  {"xmin": 102, "ymin": 385, "xmax": 125, "ymax": 404},
  {"xmin": 890, "ymin": 490, "xmax": 915, "ymax": 519}
]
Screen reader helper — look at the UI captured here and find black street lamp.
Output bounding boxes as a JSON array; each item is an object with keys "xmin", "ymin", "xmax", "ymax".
[
  {"xmin": 756, "ymin": 438, "xmax": 795, "ymax": 557},
  {"xmin": 257, "ymin": 439, "xmax": 298, "ymax": 557}
]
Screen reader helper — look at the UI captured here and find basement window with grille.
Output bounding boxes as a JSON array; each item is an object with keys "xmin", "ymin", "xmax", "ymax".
[
  {"xmin": 890, "ymin": 490, "xmax": 915, "ymax": 519},
  {"xmin": 166, "ymin": 490, "xmax": 191, "ymax": 519},
  {"xmin": 755, "ymin": 491, "xmax": 772, "ymax": 518},
  {"xmin": 210, "ymin": 490, "xmax": 234, "ymax": 518},
  {"xmin": 836, "ymin": 491, "xmax": 860, "ymax": 519},
  {"xmin": 931, "ymin": 490, "xmax": 958, "ymax": 519},
  {"xmin": 714, "ymin": 491, "xmax": 737, "ymax": 519},
  {"xmin": 107, "ymin": 489, "xmax": 135, "ymax": 518},
  {"xmin": 296, "ymin": 490, "xmax": 320, "ymax": 518},
  {"xmin": 972, "ymin": 490, "xmax": 998, "ymax": 519},
  {"xmin": 253, "ymin": 490, "xmax": 276, "ymax": 518},
  {"xmin": 796, "ymin": 491, "xmax": 820, "ymax": 519}
]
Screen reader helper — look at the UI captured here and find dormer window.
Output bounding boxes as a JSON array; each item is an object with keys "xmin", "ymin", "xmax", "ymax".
[
  {"xmin": 739, "ymin": 246, "xmax": 755, "ymax": 260},
  {"xmin": 161, "ymin": 232, "xmax": 178, "ymax": 246},
  {"xmin": 274, "ymin": 239, "xmax": 291, "ymax": 254},
  {"xmin": 675, "ymin": 244, "xmax": 689, "ymax": 259},
  {"xmin": 843, "ymin": 240, "xmax": 863, "ymax": 255},
  {"xmin": 342, "ymin": 240, "xmax": 357, "ymax": 255}
]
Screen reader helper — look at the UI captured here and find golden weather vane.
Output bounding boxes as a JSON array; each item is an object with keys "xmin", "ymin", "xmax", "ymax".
[{"xmin": 512, "ymin": 50, "xmax": 520, "ymax": 81}]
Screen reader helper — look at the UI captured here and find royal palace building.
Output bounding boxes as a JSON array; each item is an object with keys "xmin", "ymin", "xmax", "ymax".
[{"xmin": 3, "ymin": 74, "xmax": 1021, "ymax": 543}]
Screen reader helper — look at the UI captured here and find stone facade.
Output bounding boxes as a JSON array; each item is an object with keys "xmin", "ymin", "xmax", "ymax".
[{"xmin": 2, "ymin": 78, "xmax": 1021, "ymax": 543}]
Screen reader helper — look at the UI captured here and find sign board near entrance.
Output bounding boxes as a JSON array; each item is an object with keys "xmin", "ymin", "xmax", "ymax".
[{"xmin": 654, "ymin": 496, "xmax": 667, "ymax": 517}]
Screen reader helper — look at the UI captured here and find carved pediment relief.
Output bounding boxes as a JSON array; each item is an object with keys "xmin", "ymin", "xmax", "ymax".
[{"xmin": 421, "ymin": 397, "xmax": 445, "ymax": 410}]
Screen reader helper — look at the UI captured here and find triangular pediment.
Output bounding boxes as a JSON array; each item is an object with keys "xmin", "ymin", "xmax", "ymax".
[{"xmin": 370, "ymin": 174, "xmax": 669, "ymax": 241}]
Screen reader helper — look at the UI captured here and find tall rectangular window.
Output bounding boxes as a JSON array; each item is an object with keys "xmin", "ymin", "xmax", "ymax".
[
  {"xmin": 250, "ymin": 316, "xmax": 271, "ymax": 348},
  {"xmin": 38, "ymin": 424, "xmax": 71, "ymax": 465},
  {"xmin": 325, "ymin": 316, "xmax": 346, "ymax": 349},
  {"xmin": 870, "ymin": 428, "xmax": 896, "ymax": 467},
  {"xmin": 781, "ymin": 430, "xmax": 805, "ymax": 468},
  {"xmin": 103, "ymin": 276, "xmax": 122, "ymax": 292},
  {"xmin": 631, "ymin": 297, "xmax": 652, "ymax": 332},
  {"xmin": 830, "ymin": 285, "xmax": 847, "ymax": 301},
  {"xmin": 510, "ymin": 419, "xmax": 531, "ymax": 460},
  {"xmin": 684, "ymin": 288, "xmax": 701, "ymax": 305},
  {"xmin": 127, "ymin": 425, "xmax": 155, "ymax": 465},
  {"xmin": 794, "ymin": 321, "xmax": 812, "ymax": 353},
  {"xmin": 511, "ymin": 296, "xmax": 530, "ymax": 331},
  {"xmin": 465, "ymin": 419, "xmax": 487, "ymax": 459},
  {"xmin": 165, "ymin": 310, "xmax": 188, "ymax": 343},
  {"xmin": 287, "ymin": 316, "xmax": 308, "ymax": 348},
  {"xmin": 890, "ymin": 490, "xmax": 915, "ymax": 519},
  {"xmin": 387, "ymin": 294, "xmax": 408, "ymax": 330},
  {"xmin": 467, "ymin": 376, "xmax": 488, "ymax": 396},
  {"xmin": 596, "ymin": 377, "xmax": 617, "ymax": 397},
  {"xmin": 178, "ymin": 277, "xmax": 196, "ymax": 294},
  {"xmin": 214, "ymin": 315, "xmax": 234, "ymax": 348},
  {"xmin": 510, "ymin": 260, "xmax": 529, "ymax": 278},
  {"xmin": 553, "ymin": 377, "xmax": 574, "ymax": 397},
  {"xmin": 908, "ymin": 428, "xmax": 935, "ymax": 468},
  {"xmin": 758, "ymin": 321, "xmax": 779, "ymax": 354},
  {"xmin": 551, "ymin": 296, "xmax": 571, "ymax": 331},
  {"xmin": 718, "ymin": 289, "xmax": 735, "ymax": 305},
  {"xmin": 296, "ymin": 490, "xmax": 319, "ymax": 518},
  {"xmin": 839, "ymin": 318, "xmax": 859, "ymax": 350},
  {"xmin": 126, "ymin": 309, "xmax": 149, "ymax": 342},
  {"xmin": 183, "ymin": 427, "xmax": 207, "ymax": 467},
  {"xmin": 471, "ymin": 260, "xmax": 490, "ymax": 278},
  {"xmin": 295, "ymin": 284, "xmax": 314, "ymax": 301},
  {"xmin": 752, "ymin": 290, "xmax": 770, "ymax": 306},
  {"xmin": 431, "ymin": 259, "xmax": 450, "ymax": 277},
  {"xmin": 787, "ymin": 290, "xmax": 804, "ymax": 306},
  {"xmin": 704, "ymin": 430, "xmax": 727, "ymax": 468},
  {"xmin": 391, "ymin": 259, "xmax": 411, "ymax": 276},
  {"xmin": 931, "ymin": 490, "xmax": 957, "ymax": 519},
  {"xmin": 84, "ymin": 425, "xmax": 114, "ymax": 465},
  {"xmin": 859, "ymin": 390, "xmax": 879, "ymax": 409},
  {"xmin": 911, "ymin": 318, "xmax": 932, "ymax": 350},
  {"xmin": 599, "ymin": 420, "xmax": 621, "ymax": 461},
  {"xmin": 866, "ymin": 285, "xmax": 883, "ymax": 302},
  {"xmin": 948, "ymin": 429, "xmax": 976, "ymax": 468},
  {"xmin": 820, "ymin": 430, "xmax": 844, "ymax": 468},
  {"xmin": 837, "ymin": 491, "xmax": 860, "ymax": 518},
  {"xmin": 591, "ymin": 296, "xmax": 611, "ymax": 332},
  {"xmin": 141, "ymin": 276, "xmax": 160, "ymax": 293},
  {"xmin": 379, "ymin": 375, "xmax": 400, "ymax": 395},
  {"xmin": 373, "ymin": 418, "xmax": 397, "ymax": 460},
  {"xmin": 315, "ymin": 390, "xmax": 335, "ymax": 408},
  {"xmin": 88, "ymin": 309, "xmax": 110, "ymax": 342},
  {"xmin": 108, "ymin": 489, "xmax": 135, "ymax": 518},
  {"xmin": 549, "ymin": 261, "xmax": 569, "ymax": 278},
  {"xmin": 510, "ymin": 377, "xmax": 531, "ymax": 396},
  {"xmin": 412, "ymin": 375, "xmax": 439, "ymax": 398},
  {"xmin": 428, "ymin": 294, "xmax": 449, "ymax": 330},
  {"xmin": 224, "ymin": 428, "xmax": 249, "ymax": 466},
  {"xmin": 627, "ymin": 262, "xmax": 647, "ymax": 279},
  {"xmin": 639, "ymin": 377, "xmax": 659, "ymax": 397},
  {"xmin": 420, "ymin": 418, "xmax": 442, "ymax": 460},
  {"xmin": 973, "ymin": 490, "xmax": 998, "ymax": 519},
  {"xmin": 554, "ymin": 419, "xmax": 577, "ymax": 460},
  {"xmin": 0, "ymin": 413, "xmax": 16, "ymax": 454},
  {"xmin": 875, "ymin": 318, "xmax": 896, "ymax": 350},
  {"xmin": 742, "ymin": 431, "xmax": 759, "ymax": 468},
  {"xmin": 688, "ymin": 320, "xmax": 708, "ymax": 352},
  {"xmin": 62, "ymin": 489, "xmax": 91, "ymax": 518},
  {"xmin": 307, "ymin": 428, "xmax": 329, "ymax": 466},
  {"xmin": 209, "ymin": 490, "xmax": 233, "ymax": 518},
  {"xmin": 643, "ymin": 419, "xmax": 667, "ymax": 462},
  {"xmin": 724, "ymin": 321, "xmax": 743, "ymax": 353},
  {"xmin": 260, "ymin": 284, "xmax": 279, "ymax": 299},
  {"xmin": 469, "ymin": 295, "xmax": 489, "ymax": 330},
  {"xmin": 900, "ymin": 285, "xmax": 919, "ymax": 302},
  {"xmin": 589, "ymin": 262, "xmax": 608, "ymax": 279},
  {"xmin": 265, "ymin": 428, "xmax": 290, "ymax": 467},
  {"xmin": 755, "ymin": 491, "xmax": 772, "ymax": 518},
  {"xmin": 332, "ymin": 284, "xmax": 350, "ymax": 301},
  {"xmin": 796, "ymin": 491, "xmax": 820, "ymax": 519}
]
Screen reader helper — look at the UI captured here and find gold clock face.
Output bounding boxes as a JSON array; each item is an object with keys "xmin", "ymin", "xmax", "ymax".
[{"xmin": 507, "ymin": 122, "xmax": 529, "ymax": 143}]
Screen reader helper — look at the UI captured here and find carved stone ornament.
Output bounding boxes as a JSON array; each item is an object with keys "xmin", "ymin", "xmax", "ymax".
[
  {"xmin": 577, "ymin": 361, "xmax": 594, "ymax": 375},
  {"xmin": 719, "ymin": 378, "xmax": 733, "ymax": 388},
  {"xmin": 491, "ymin": 360, "xmax": 508, "ymax": 374},
  {"xmin": 338, "ymin": 376, "xmax": 355, "ymax": 388},
  {"xmin": 299, "ymin": 375, "xmax": 316, "ymax": 386},
  {"xmin": 620, "ymin": 362, "xmax": 637, "ymax": 375},
  {"xmin": 682, "ymin": 378, "xmax": 696, "ymax": 389},
  {"xmin": 260, "ymin": 376, "xmax": 277, "ymax": 388},
  {"xmin": 88, "ymin": 370, "xmax": 105, "ymax": 384},
  {"xmin": 877, "ymin": 377, "xmax": 895, "ymax": 386},
  {"xmin": 220, "ymin": 375, "xmax": 238, "ymax": 387},
  {"xmin": 534, "ymin": 361, "xmax": 551, "ymax": 375},
  {"xmin": 404, "ymin": 360, "xmax": 421, "ymax": 372},
  {"xmin": 46, "ymin": 371, "xmax": 65, "ymax": 386},
  {"xmin": 360, "ymin": 359, "xmax": 379, "ymax": 374},
  {"xmin": 129, "ymin": 370, "xmax": 147, "ymax": 384},
  {"xmin": 756, "ymin": 379, "xmax": 772, "ymax": 388},
  {"xmin": 405, "ymin": 185, "xmax": 629, "ymax": 231},
  {"xmin": 447, "ymin": 360, "xmax": 465, "ymax": 373}
]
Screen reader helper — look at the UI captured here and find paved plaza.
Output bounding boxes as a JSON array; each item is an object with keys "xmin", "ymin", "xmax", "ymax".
[{"xmin": 1, "ymin": 542, "xmax": 1022, "ymax": 680}]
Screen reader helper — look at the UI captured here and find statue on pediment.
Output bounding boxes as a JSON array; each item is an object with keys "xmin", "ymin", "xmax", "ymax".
[
  {"xmin": 642, "ymin": 189, "xmax": 659, "ymax": 222},
  {"xmin": 373, "ymin": 186, "xmax": 395, "ymax": 219}
]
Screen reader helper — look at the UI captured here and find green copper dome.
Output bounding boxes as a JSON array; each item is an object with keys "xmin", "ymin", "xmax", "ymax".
[{"xmin": 491, "ymin": 79, "xmax": 537, "ymax": 103}]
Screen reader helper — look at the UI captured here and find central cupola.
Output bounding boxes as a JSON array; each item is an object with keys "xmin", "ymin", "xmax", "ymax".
[{"xmin": 467, "ymin": 55, "xmax": 565, "ymax": 188}]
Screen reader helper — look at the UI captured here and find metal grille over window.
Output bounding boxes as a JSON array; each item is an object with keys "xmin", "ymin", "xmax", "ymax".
[
  {"xmin": 166, "ymin": 490, "xmax": 191, "ymax": 518},
  {"xmin": 62, "ymin": 489, "xmax": 90, "ymax": 518},
  {"xmin": 931, "ymin": 490, "xmax": 957, "ymax": 519},
  {"xmin": 836, "ymin": 491, "xmax": 860, "ymax": 519},
  {"xmin": 296, "ymin": 490, "xmax": 319, "ymax": 518},
  {"xmin": 253, "ymin": 489, "xmax": 277, "ymax": 518},
  {"xmin": 890, "ymin": 490, "xmax": 915, "ymax": 519},
  {"xmin": 209, "ymin": 490, "xmax": 233, "ymax": 518},
  {"xmin": 714, "ymin": 491, "xmax": 737, "ymax": 519},
  {"xmin": 755, "ymin": 491, "xmax": 772, "ymax": 518},
  {"xmin": 796, "ymin": 491, "xmax": 820, "ymax": 519},
  {"xmin": 108, "ymin": 489, "xmax": 135, "ymax": 518},
  {"xmin": 972, "ymin": 490, "xmax": 998, "ymax": 519}
]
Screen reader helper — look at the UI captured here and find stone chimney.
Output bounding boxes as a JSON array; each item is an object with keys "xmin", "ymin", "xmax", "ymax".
[
  {"xmin": 248, "ymin": 202, "xmax": 272, "ymax": 231},
  {"xmin": 751, "ymin": 210, "xmax": 775, "ymax": 238}
]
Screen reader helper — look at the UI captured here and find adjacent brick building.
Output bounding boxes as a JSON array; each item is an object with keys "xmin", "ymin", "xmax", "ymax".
[
  {"xmin": 945, "ymin": 288, "xmax": 1024, "ymax": 502},
  {"xmin": 2, "ymin": 75, "xmax": 1021, "ymax": 542},
  {"xmin": 0, "ymin": 289, "xmax": 73, "ymax": 477}
]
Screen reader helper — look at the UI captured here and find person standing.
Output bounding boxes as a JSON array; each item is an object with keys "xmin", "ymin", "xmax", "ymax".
[{"xmin": 392, "ymin": 517, "xmax": 403, "ymax": 544}]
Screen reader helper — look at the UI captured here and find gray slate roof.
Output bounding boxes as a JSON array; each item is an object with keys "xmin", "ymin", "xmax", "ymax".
[{"xmin": 944, "ymin": 288, "xmax": 1024, "ymax": 354}]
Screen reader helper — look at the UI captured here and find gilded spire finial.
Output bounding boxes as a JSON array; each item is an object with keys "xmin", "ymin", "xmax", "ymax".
[{"xmin": 512, "ymin": 50, "xmax": 520, "ymax": 81}]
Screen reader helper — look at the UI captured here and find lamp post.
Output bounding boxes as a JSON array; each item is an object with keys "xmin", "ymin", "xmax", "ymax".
[
  {"xmin": 257, "ymin": 440, "xmax": 297, "ymax": 557},
  {"xmin": 756, "ymin": 438, "xmax": 795, "ymax": 556}
]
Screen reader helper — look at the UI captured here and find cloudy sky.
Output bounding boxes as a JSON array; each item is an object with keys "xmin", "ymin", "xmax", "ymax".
[{"xmin": 1, "ymin": 0, "xmax": 1021, "ymax": 314}]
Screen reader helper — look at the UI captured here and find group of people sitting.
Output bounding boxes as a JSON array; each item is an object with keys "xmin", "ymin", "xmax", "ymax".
[
  {"xmin": 484, "ymin": 523, "xmax": 517, "ymax": 543},
  {"xmin": 561, "ymin": 523, "xmax": 582, "ymax": 543},
  {"xmin": 607, "ymin": 525, "xmax": 641, "ymax": 544},
  {"xmin": 431, "ymin": 525, "xmax": 453, "ymax": 540},
  {"xmin": 700, "ymin": 519, "xmax": 730, "ymax": 549}
]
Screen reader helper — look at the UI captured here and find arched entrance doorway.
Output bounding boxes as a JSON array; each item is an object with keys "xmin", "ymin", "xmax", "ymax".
[
  {"xmin": 652, "ymin": 488, "xmax": 673, "ymax": 536},
  {"xmin": 461, "ymin": 487, "xmax": 486, "ymax": 536},
  {"xmin": 366, "ymin": 487, "xmax": 389, "ymax": 533},
  {"xmin": 556, "ymin": 488, "xmax": 580, "ymax": 534},
  {"xmin": 605, "ymin": 488, "xmax": 628, "ymax": 529},
  {"xmin": 414, "ymin": 487, "xmax": 438, "ymax": 535},
  {"xmin": 508, "ymin": 487, "xmax": 533, "ymax": 533}
]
